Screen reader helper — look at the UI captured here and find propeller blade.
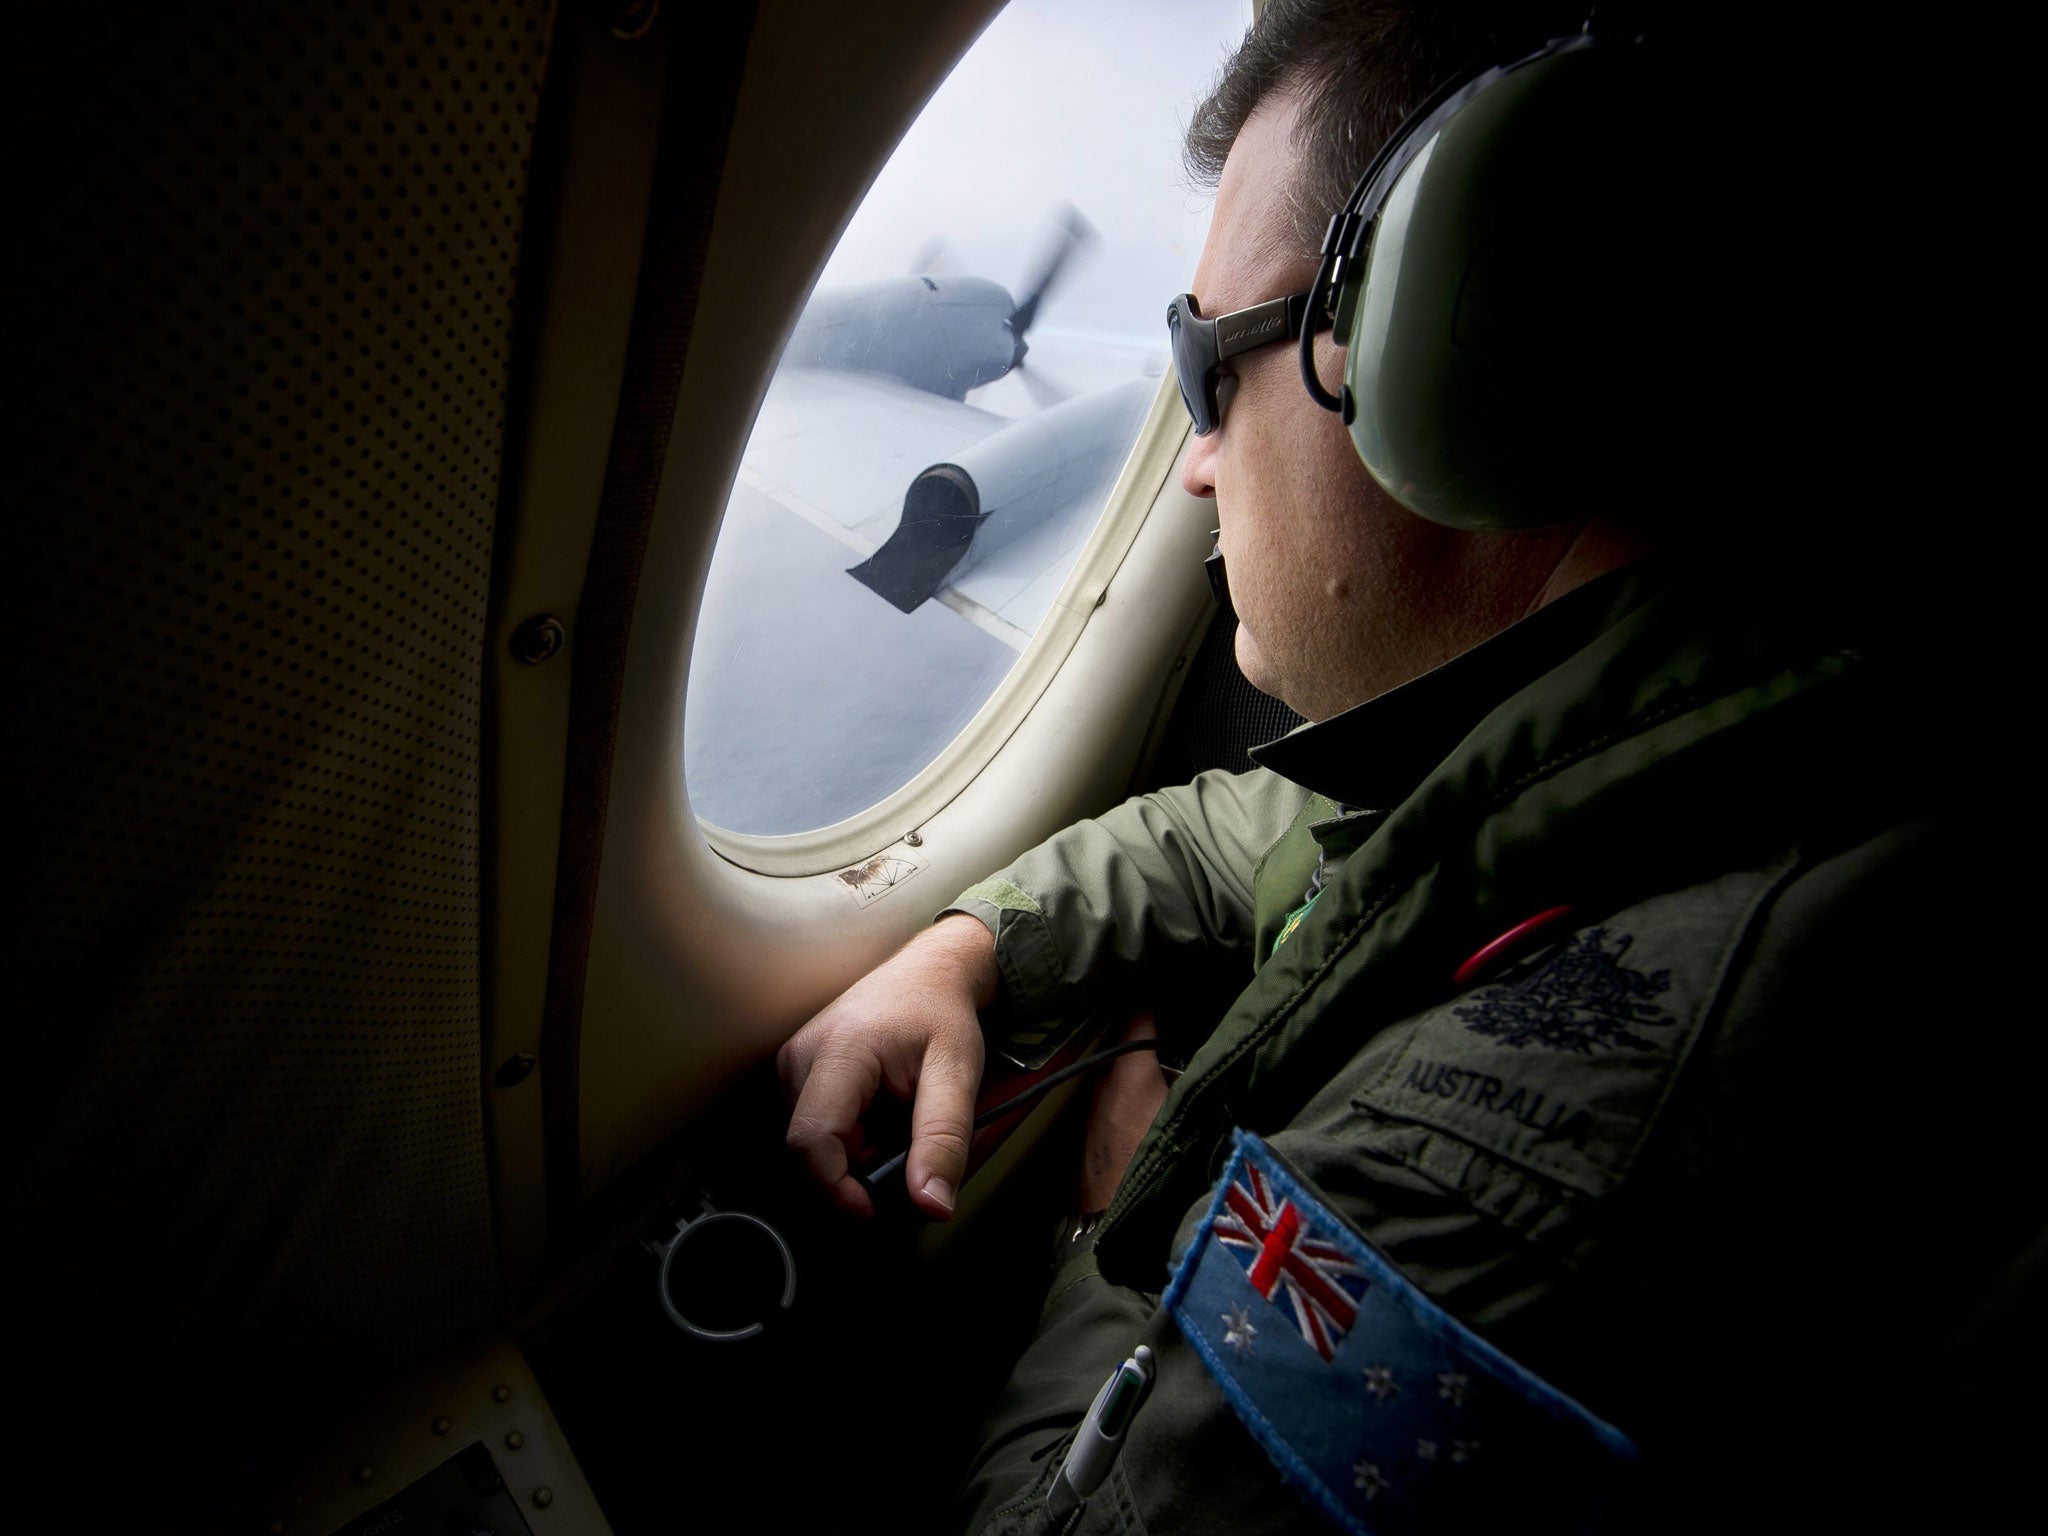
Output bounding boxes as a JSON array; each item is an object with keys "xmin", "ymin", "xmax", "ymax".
[
  {"xmin": 1016, "ymin": 363, "xmax": 1069, "ymax": 412},
  {"xmin": 1007, "ymin": 204, "xmax": 1098, "ymax": 349}
]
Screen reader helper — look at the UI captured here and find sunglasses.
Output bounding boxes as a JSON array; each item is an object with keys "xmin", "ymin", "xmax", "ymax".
[{"xmin": 1166, "ymin": 289, "xmax": 1324, "ymax": 435}]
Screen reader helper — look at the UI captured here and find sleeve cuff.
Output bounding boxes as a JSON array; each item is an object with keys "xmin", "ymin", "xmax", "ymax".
[{"xmin": 947, "ymin": 877, "xmax": 1069, "ymax": 1015}]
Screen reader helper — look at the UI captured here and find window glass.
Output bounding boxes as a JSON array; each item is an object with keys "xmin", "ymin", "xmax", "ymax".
[{"xmin": 685, "ymin": 0, "xmax": 1251, "ymax": 837}]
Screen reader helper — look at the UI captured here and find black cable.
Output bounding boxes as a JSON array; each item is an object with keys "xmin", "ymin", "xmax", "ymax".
[{"xmin": 855, "ymin": 1038, "xmax": 1162, "ymax": 1194}]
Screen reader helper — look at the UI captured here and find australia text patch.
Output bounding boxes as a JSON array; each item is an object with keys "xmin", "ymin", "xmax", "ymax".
[
  {"xmin": 1352, "ymin": 864, "xmax": 1790, "ymax": 1196},
  {"xmin": 1167, "ymin": 1133, "xmax": 1636, "ymax": 1536}
]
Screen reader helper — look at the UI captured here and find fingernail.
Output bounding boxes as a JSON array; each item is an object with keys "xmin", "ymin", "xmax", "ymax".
[{"xmin": 921, "ymin": 1175, "xmax": 955, "ymax": 1214}]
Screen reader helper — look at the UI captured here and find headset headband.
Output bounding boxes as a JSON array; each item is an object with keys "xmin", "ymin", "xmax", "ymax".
[{"xmin": 1298, "ymin": 31, "xmax": 1603, "ymax": 424}]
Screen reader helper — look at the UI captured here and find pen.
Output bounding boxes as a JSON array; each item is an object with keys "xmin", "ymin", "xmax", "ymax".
[
  {"xmin": 855, "ymin": 1038, "xmax": 1161, "ymax": 1198},
  {"xmin": 1045, "ymin": 1344, "xmax": 1154, "ymax": 1524}
]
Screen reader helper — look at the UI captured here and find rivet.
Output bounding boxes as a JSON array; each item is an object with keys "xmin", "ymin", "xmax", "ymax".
[
  {"xmin": 903, "ymin": 831, "xmax": 922, "ymax": 848},
  {"xmin": 492, "ymin": 1384, "xmax": 513, "ymax": 1404},
  {"xmin": 532, "ymin": 1486, "xmax": 554, "ymax": 1509},
  {"xmin": 504, "ymin": 1430, "xmax": 525, "ymax": 1450},
  {"xmin": 494, "ymin": 1052, "xmax": 537, "ymax": 1088},
  {"xmin": 351, "ymin": 1464, "xmax": 373, "ymax": 1487},
  {"xmin": 430, "ymin": 1415, "xmax": 452, "ymax": 1436},
  {"xmin": 510, "ymin": 614, "xmax": 565, "ymax": 665}
]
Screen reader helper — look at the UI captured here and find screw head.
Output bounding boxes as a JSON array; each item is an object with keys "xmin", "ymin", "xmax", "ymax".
[
  {"xmin": 495, "ymin": 1052, "xmax": 537, "ymax": 1088},
  {"xmin": 492, "ymin": 1384, "xmax": 513, "ymax": 1404},
  {"xmin": 504, "ymin": 1430, "xmax": 525, "ymax": 1450},
  {"xmin": 903, "ymin": 831, "xmax": 922, "ymax": 848},
  {"xmin": 532, "ymin": 1486, "xmax": 554, "ymax": 1509},
  {"xmin": 511, "ymin": 615, "xmax": 566, "ymax": 665}
]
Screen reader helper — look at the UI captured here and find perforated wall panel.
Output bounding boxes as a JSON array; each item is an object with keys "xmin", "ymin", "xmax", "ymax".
[
  {"xmin": 12, "ymin": 0, "xmax": 557, "ymax": 1426},
  {"xmin": 1145, "ymin": 610, "xmax": 1306, "ymax": 787}
]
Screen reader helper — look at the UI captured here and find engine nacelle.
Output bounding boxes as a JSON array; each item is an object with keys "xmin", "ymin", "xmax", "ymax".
[
  {"xmin": 848, "ymin": 377, "xmax": 1156, "ymax": 613},
  {"xmin": 783, "ymin": 276, "xmax": 1020, "ymax": 400}
]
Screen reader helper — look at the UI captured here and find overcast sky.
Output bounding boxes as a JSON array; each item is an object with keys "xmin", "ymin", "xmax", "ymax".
[{"xmin": 817, "ymin": 0, "xmax": 1253, "ymax": 360}]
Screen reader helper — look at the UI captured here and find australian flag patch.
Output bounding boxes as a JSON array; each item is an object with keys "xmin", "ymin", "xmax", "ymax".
[{"xmin": 1166, "ymin": 1132, "xmax": 1637, "ymax": 1535}]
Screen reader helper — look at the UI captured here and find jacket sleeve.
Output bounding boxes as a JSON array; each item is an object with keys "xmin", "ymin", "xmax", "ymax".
[{"xmin": 944, "ymin": 767, "xmax": 1311, "ymax": 1025}]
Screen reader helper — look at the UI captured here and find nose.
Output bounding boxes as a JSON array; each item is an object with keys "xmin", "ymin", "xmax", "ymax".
[{"xmin": 1179, "ymin": 426, "xmax": 1217, "ymax": 501}]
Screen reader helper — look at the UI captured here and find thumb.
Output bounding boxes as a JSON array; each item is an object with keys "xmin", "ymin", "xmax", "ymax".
[{"xmin": 904, "ymin": 1032, "xmax": 981, "ymax": 1220}]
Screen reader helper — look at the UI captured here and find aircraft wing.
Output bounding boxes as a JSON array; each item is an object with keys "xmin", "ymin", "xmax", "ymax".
[
  {"xmin": 899, "ymin": 375, "xmax": 1156, "ymax": 635},
  {"xmin": 736, "ymin": 367, "xmax": 1031, "ymax": 642},
  {"xmin": 735, "ymin": 366, "xmax": 1151, "ymax": 652},
  {"xmin": 690, "ymin": 363, "xmax": 1157, "ymax": 835}
]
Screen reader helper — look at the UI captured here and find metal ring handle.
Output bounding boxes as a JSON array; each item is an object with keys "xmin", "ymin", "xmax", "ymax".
[{"xmin": 655, "ymin": 1210, "xmax": 797, "ymax": 1343}]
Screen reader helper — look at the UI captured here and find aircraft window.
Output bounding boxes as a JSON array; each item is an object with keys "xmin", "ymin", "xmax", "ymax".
[{"xmin": 684, "ymin": 0, "xmax": 1252, "ymax": 838}]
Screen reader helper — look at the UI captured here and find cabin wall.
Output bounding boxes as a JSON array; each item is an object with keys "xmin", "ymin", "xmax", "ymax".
[
  {"xmin": 16, "ymin": 0, "xmax": 562, "ymax": 1448},
  {"xmin": 14, "ymin": 0, "xmax": 1233, "ymax": 1520}
]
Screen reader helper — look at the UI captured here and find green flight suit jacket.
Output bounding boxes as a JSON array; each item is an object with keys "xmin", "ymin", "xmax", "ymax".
[{"xmin": 946, "ymin": 564, "xmax": 2035, "ymax": 1533}]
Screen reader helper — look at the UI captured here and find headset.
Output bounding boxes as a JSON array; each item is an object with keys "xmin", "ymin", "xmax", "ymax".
[{"xmin": 1300, "ymin": 21, "xmax": 1665, "ymax": 531}]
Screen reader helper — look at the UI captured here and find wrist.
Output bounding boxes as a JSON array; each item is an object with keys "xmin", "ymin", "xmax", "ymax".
[{"xmin": 925, "ymin": 910, "xmax": 1002, "ymax": 1009}]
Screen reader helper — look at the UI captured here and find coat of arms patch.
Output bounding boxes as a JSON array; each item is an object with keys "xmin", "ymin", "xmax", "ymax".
[{"xmin": 1453, "ymin": 927, "xmax": 1674, "ymax": 1053}]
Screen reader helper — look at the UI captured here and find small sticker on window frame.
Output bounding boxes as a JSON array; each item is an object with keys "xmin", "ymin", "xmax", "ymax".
[{"xmin": 834, "ymin": 843, "xmax": 930, "ymax": 906}]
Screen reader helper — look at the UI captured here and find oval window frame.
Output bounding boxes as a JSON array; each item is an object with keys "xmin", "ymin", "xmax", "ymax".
[{"xmin": 692, "ymin": 372, "xmax": 1190, "ymax": 878}]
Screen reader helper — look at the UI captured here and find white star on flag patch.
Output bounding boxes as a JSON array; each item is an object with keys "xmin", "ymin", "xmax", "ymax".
[{"xmin": 1163, "ymin": 1132, "xmax": 1638, "ymax": 1536}]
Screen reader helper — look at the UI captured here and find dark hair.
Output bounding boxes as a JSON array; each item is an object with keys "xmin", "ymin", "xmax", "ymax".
[{"xmin": 1184, "ymin": 1, "xmax": 1583, "ymax": 254}]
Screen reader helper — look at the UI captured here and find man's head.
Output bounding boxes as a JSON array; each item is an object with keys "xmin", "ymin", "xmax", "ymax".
[{"xmin": 1177, "ymin": 2, "xmax": 1639, "ymax": 722}]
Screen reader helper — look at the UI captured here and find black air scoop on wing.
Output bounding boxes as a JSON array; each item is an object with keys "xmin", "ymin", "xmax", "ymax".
[
  {"xmin": 846, "ymin": 464, "xmax": 982, "ymax": 613},
  {"xmin": 846, "ymin": 375, "xmax": 1156, "ymax": 617}
]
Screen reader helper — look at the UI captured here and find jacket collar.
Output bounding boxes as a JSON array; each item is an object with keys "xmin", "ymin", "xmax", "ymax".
[{"xmin": 1250, "ymin": 562, "xmax": 1664, "ymax": 812}]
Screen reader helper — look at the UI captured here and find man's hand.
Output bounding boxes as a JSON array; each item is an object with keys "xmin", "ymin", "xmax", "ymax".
[
  {"xmin": 777, "ymin": 913, "xmax": 999, "ymax": 1220},
  {"xmin": 1078, "ymin": 1012, "xmax": 1170, "ymax": 1213}
]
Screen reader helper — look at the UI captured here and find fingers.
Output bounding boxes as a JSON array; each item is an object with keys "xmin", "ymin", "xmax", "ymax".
[
  {"xmin": 784, "ymin": 1044, "xmax": 880, "ymax": 1214},
  {"xmin": 778, "ymin": 920, "xmax": 996, "ymax": 1217},
  {"xmin": 904, "ymin": 1031, "xmax": 982, "ymax": 1221},
  {"xmin": 831, "ymin": 1172, "xmax": 875, "ymax": 1219}
]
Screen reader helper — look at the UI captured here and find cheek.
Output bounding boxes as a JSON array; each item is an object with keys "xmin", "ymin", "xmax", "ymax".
[{"xmin": 1213, "ymin": 362, "xmax": 1371, "ymax": 596}]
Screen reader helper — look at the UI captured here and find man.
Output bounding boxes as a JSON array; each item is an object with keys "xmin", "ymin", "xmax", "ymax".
[
  {"xmin": 779, "ymin": 0, "xmax": 1643, "ymax": 1228},
  {"xmin": 782, "ymin": 3, "xmax": 2026, "ymax": 1530}
]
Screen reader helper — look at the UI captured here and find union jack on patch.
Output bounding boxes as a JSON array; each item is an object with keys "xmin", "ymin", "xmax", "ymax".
[
  {"xmin": 1168, "ymin": 1134, "xmax": 1639, "ymax": 1536},
  {"xmin": 1214, "ymin": 1158, "xmax": 1370, "ymax": 1360}
]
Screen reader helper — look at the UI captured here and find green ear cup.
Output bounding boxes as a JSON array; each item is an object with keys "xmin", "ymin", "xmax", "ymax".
[{"xmin": 1337, "ymin": 43, "xmax": 1662, "ymax": 530}]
